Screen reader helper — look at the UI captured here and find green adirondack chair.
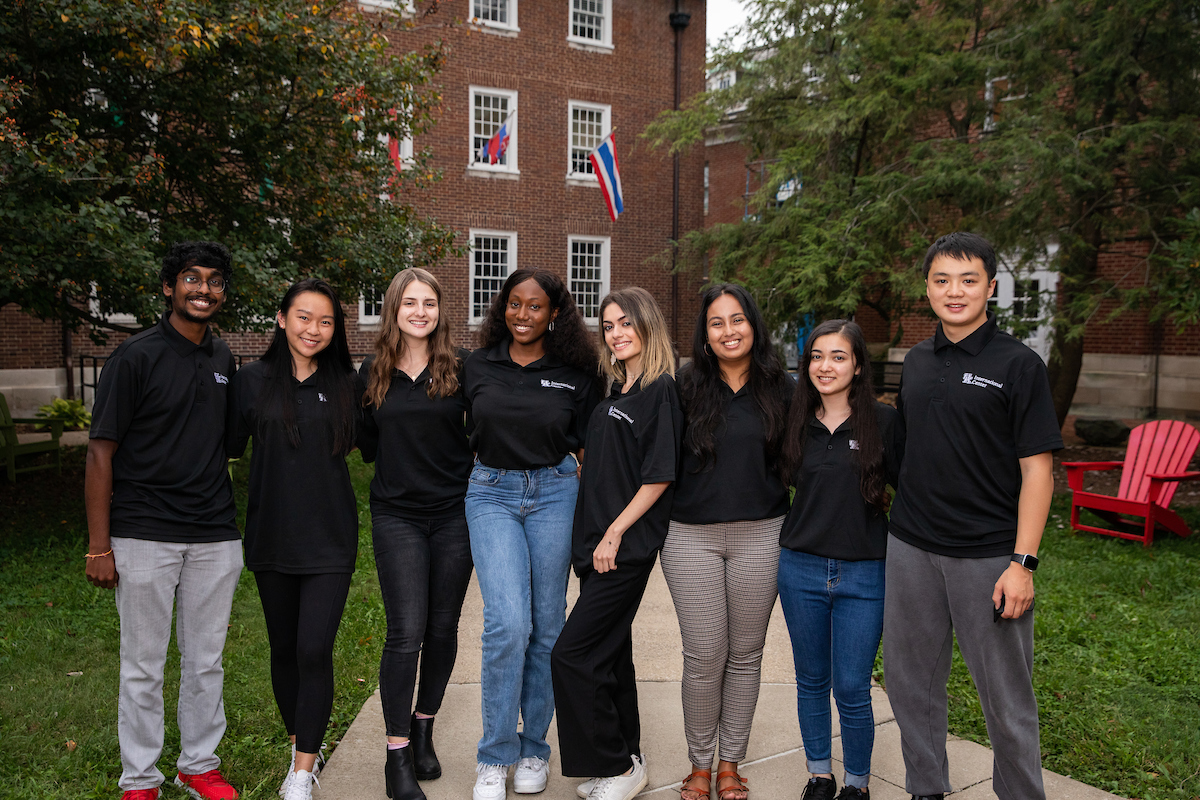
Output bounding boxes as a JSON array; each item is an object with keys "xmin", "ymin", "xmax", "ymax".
[{"xmin": 1, "ymin": 392, "xmax": 65, "ymax": 482}]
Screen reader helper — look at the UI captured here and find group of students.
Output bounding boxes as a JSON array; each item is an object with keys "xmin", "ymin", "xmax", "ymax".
[{"xmin": 85, "ymin": 230, "xmax": 1061, "ymax": 800}]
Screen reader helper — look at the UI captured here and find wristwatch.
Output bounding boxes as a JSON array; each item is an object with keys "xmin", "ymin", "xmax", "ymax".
[{"xmin": 1012, "ymin": 553, "xmax": 1039, "ymax": 572}]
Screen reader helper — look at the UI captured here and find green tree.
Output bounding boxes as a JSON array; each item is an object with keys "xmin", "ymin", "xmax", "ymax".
[
  {"xmin": 1, "ymin": 0, "xmax": 459, "ymax": 338},
  {"xmin": 648, "ymin": 0, "xmax": 1200, "ymax": 424}
]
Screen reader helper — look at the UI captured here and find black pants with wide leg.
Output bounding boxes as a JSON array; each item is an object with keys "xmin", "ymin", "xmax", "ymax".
[{"xmin": 551, "ymin": 559, "xmax": 656, "ymax": 778}]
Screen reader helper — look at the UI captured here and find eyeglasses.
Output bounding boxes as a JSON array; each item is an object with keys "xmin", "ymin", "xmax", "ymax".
[{"xmin": 181, "ymin": 274, "xmax": 226, "ymax": 293}]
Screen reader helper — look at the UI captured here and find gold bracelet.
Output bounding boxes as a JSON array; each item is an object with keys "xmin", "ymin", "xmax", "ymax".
[{"xmin": 85, "ymin": 549, "xmax": 113, "ymax": 559}]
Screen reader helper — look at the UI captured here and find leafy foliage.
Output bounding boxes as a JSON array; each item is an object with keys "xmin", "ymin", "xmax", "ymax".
[
  {"xmin": 647, "ymin": 0, "xmax": 1200, "ymax": 420},
  {"xmin": 1, "ymin": 0, "xmax": 461, "ymax": 340},
  {"xmin": 35, "ymin": 397, "xmax": 91, "ymax": 431}
]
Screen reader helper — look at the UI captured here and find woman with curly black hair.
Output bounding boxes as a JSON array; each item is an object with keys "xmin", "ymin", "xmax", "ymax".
[
  {"xmin": 662, "ymin": 284, "xmax": 793, "ymax": 800},
  {"xmin": 462, "ymin": 269, "xmax": 600, "ymax": 800}
]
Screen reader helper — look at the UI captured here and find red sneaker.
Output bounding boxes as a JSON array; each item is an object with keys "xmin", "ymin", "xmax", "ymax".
[
  {"xmin": 175, "ymin": 769, "xmax": 240, "ymax": 800},
  {"xmin": 121, "ymin": 789, "xmax": 159, "ymax": 800}
]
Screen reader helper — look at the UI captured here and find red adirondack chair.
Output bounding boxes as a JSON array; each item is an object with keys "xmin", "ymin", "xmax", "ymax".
[{"xmin": 1064, "ymin": 419, "xmax": 1200, "ymax": 547}]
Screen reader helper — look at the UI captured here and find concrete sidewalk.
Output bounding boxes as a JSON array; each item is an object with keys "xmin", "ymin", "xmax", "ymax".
[{"xmin": 313, "ymin": 565, "xmax": 1121, "ymax": 800}]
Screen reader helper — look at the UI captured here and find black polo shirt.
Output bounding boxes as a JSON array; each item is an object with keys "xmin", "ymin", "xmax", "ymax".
[
  {"xmin": 463, "ymin": 341, "xmax": 600, "ymax": 470},
  {"xmin": 226, "ymin": 360, "xmax": 359, "ymax": 573},
  {"xmin": 90, "ymin": 313, "xmax": 238, "ymax": 543},
  {"xmin": 780, "ymin": 402, "xmax": 904, "ymax": 561},
  {"xmin": 889, "ymin": 313, "xmax": 1063, "ymax": 557},
  {"xmin": 672, "ymin": 367, "xmax": 793, "ymax": 524},
  {"xmin": 572, "ymin": 374, "xmax": 683, "ymax": 572},
  {"xmin": 358, "ymin": 351, "xmax": 474, "ymax": 520}
]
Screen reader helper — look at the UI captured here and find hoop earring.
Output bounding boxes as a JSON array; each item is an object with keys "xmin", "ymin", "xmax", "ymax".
[
  {"xmin": 703, "ymin": 343, "xmax": 713, "ymax": 356},
  {"xmin": 548, "ymin": 320, "xmax": 555, "ymax": 332},
  {"xmin": 610, "ymin": 352, "xmax": 617, "ymax": 365}
]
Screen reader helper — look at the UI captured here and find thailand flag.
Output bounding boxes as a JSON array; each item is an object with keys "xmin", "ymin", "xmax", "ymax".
[
  {"xmin": 588, "ymin": 133, "xmax": 624, "ymax": 221},
  {"xmin": 479, "ymin": 117, "xmax": 511, "ymax": 165}
]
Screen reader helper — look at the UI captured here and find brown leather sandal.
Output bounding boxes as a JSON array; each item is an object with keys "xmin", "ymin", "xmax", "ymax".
[
  {"xmin": 716, "ymin": 770, "xmax": 748, "ymax": 800},
  {"xmin": 679, "ymin": 769, "xmax": 711, "ymax": 800}
]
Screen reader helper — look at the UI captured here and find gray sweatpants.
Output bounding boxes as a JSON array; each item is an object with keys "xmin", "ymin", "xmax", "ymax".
[
  {"xmin": 112, "ymin": 537, "xmax": 243, "ymax": 791},
  {"xmin": 882, "ymin": 534, "xmax": 1045, "ymax": 800}
]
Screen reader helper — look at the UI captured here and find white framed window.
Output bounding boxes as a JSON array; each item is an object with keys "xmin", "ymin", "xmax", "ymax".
[
  {"xmin": 567, "ymin": 101, "xmax": 610, "ymax": 181},
  {"xmin": 469, "ymin": 87, "xmax": 518, "ymax": 174},
  {"xmin": 470, "ymin": 230, "xmax": 517, "ymax": 323},
  {"xmin": 358, "ymin": 0, "xmax": 415, "ymax": 11},
  {"xmin": 568, "ymin": 236, "xmax": 610, "ymax": 323},
  {"xmin": 359, "ymin": 284, "xmax": 385, "ymax": 325},
  {"xmin": 988, "ymin": 246, "xmax": 1058, "ymax": 362},
  {"xmin": 472, "ymin": 0, "xmax": 518, "ymax": 32},
  {"xmin": 569, "ymin": 0, "xmax": 611, "ymax": 48},
  {"xmin": 984, "ymin": 76, "xmax": 1024, "ymax": 133},
  {"xmin": 88, "ymin": 284, "xmax": 139, "ymax": 326},
  {"xmin": 703, "ymin": 162, "xmax": 710, "ymax": 215}
]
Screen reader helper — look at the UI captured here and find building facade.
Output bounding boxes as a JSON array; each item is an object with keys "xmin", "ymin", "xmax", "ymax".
[{"xmin": 0, "ymin": 0, "xmax": 707, "ymax": 413}]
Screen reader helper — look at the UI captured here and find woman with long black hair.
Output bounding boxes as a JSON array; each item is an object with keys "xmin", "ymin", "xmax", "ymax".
[
  {"xmin": 358, "ymin": 267, "xmax": 474, "ymax": 800},
  {"xmin": 463, "ymin": 269, "xmax": 600, "ymax": 800},
  {"xmin": 227, "ymin": 278, "xmax": 360, "ymax": 800},
  {"xmin": 662, "ymin": 284, "xmax": 793, "ymax": 800},
  {"xmin": 778, "ymin": 319, "xmax": 903, "ymax": 800}
]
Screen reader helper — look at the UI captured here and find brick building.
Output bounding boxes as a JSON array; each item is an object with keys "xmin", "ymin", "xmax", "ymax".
[
  {"xmin": 0, "ymin": 0, "xmax": 708, "ymax": 414},
  {"xmin": 702, "ymin": 72, "xmax": 1200, "ymax": 419}
]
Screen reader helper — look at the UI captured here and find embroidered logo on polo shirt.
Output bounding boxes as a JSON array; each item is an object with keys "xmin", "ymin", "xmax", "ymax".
[
  {"xmin": 849, "ymin": 439, "xmax": 860, "ymax": 450},
  {"xmin": 607, "ymin": 405, "xmax": 634, "ymax": 424},
  {"xmin": 318, "ymin": 393, "xmax": 328, "ymax": 402},
  {"xmin": 213, "ymin": 372, "xmax": 228, "ymax": 385},
  {"xmin": 962, "ymin": 372, "xmax": 1003, "ymax": 389},
  {"xmin": 541, "ymin": 379, "xmax": 576, "ymax": 390}
]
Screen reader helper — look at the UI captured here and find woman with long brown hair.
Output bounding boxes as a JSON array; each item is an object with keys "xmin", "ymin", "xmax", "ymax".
[{"xmin": 359, "ymin": 268, "xmax": 474, "ymax": 800}]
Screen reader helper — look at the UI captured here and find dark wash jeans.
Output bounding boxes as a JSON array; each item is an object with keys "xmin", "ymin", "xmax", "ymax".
[{"xmin": 372, "ymin": 511, "xmax": 474, "ymax": 737}]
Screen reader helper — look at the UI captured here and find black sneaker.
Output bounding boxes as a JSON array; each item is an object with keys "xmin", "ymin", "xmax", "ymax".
[
  {"xmin": 836, "ymin": 787, "xmax": 868, "ymax": 799},
  {"xmin": 800, "ymin": 777, "xmax": 837, "ymax": 800}
]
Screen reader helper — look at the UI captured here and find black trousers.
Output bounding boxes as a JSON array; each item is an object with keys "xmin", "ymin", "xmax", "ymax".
[
  {"xmin": 551, "ymin": 559, "xmax": 655, "ymax": 778},
  {"xmin": 255, "ymin": 570, "xmax": 353, "ymax": 753},
  {"xmin": 372, "ymin": 512, "xmax": 474, "ymax": 737}
]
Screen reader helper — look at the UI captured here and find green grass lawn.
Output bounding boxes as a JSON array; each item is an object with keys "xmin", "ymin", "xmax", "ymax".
[{"xmin": 2, "ymin": 448, "xmax": 1199, "ymax": 798}]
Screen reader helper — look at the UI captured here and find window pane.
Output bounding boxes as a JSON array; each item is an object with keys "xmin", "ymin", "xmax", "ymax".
[
  {"xmin": 473, "ymin": 93, "xmax": 510, "ymax": 166},
  {"xmin": 572, "ymin": 0, "xmax": 605, "ymax": 40},
  {"xmin": 474, "ymin": 0, "xmax": 508, "ymax": 24},
  {"xmin": 363, "ymin": 285, "xmax": 384, "ymax": 318},
  {"xmin": 570, "ymin": 240, "xmax": 604, "ymax": 319},
  {"xmin": 473, "ymin": 236, "xmax": 510, "ymax": 318},
  {"xmin": 570, "ymin": 106, "xmax": 604, "ymax": 175}
]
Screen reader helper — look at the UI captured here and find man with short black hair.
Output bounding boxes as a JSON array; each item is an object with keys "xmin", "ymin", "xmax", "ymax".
[
  {"xmin": 85, "ymin": 241, "xmax": 242, "ymax": 800},
  {"xmin": 884, "ymin": 232, "xmax": 1062, "ymax": 800}
]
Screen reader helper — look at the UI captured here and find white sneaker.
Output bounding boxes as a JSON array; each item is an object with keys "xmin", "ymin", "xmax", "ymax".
[
  {"xmin": 576, "ymin": 779, "xmax": 597, "ymax": 799},
  {"xmin": 474, "ymin": 763, "xmax": 510, "ymax": 800},
  {"xmin": 586, "ymin": 755, "xmax": 647, "ymax": 800},
  {"xmin": 514, "ymin": 757, "xmax": 549, "ymax": 794},
  {"xmin": 282, "ymin": 769, "xmax": 317, "ymax": 800},
  {"xmin": 278, "ymin": 746, "xmax": 296, "ymax": 798}
]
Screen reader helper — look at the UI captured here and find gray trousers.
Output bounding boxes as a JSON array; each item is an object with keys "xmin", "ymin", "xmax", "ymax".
[
  {"xmin": 112, "ymin": 537, "xmax": 243, "ymax": 791},
  {"xmin": 883, "ymin": 534, "xmax": 1045, "ymax": 800},
  {"xmin": 660, "ymin": 516, "xmax": 783, "ymax": 767}
]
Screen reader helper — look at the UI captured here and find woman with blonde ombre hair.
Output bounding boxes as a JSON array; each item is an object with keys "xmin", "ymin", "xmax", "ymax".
[
  {"xmin": 358, "ymin": 267, "xmax": 474, "ymax": 800},
  {"xmin": 552, "ymin": 287, "xmax": 683, "ymax": 800}
]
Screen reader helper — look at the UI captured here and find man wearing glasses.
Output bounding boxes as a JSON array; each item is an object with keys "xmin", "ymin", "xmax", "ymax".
[{"xmin": 85, "ymin": 241, "xmax": 243, "ymax": 800}]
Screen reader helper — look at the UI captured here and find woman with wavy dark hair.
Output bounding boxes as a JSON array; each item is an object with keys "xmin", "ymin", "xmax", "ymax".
[
  {"xmin": 358, "ymin": 268, "xmax": 474, "ymax": 800},
  {"xmin": 778, "ymin": 320, "xmax": 903, "ymax": 800},
  {"xmin": 227, "ymin": 278, "xmax": 360, "ymax": 800},
  {"xmin": 463, "ymin": 269, "xmax": 600, "ymax": 800},
  {"xmin": 662, "ymin": 284, "xmax": 793, "ymax": 800}
]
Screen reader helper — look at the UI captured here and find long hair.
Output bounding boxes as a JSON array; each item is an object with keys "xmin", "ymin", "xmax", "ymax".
[
  {"xmin": 782, "ymin": 319, "xmax": 888, "ymax": 509},
  {"xmin": 478, "ymin": 268, "xmax": 597, "ymax": 374},
  {"xmin": 366, "ymin": 267, "xmax": 460, "ymax": 407},
  {"xmin": 679, "ymin": 283, "xmax": 791, "ymax": 480},
  {"xmin": 598, "ymin": 287, "xmax": 675, "ymax": 389},
  {"xmin": 257, "ymin": 278, "xmax": 356, "ymax": 457}
]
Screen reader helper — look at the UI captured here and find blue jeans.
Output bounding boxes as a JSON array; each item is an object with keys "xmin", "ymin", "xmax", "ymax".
[
  {"xmin": 465, "ymin": 455, "xmax": 578, "ymax": 765},
  {"xmin": 777, "ymin": 548, "xmax": 885, "ymax": 789}
]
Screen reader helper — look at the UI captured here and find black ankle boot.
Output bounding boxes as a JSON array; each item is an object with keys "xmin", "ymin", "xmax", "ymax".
[
  {"xmin": 409, "ymin": 714, "xmax": 442, "ymax": 780},
  {"xmin": 385, "ymin": 746, "xmax": 427, "ymax": 800}
]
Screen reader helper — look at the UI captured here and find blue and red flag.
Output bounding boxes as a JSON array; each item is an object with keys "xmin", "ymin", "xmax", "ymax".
[
  {"xmin": 588, "ymin": 133, "xmax": 624, "ymax": 221},
  {"xmin": 479, "ymin": 115, "xmax": 512, "ymax": 165}
]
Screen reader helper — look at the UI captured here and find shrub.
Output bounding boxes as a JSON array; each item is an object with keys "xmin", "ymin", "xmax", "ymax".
[{"xmin": 35, "ymin": 397, "xmax": 91, "ymax": 431}]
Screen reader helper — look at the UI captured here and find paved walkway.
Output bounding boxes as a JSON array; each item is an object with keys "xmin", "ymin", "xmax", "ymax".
[{"xmin": 312, "ymin": 565, "xmax": 1122, "ymax": 800}]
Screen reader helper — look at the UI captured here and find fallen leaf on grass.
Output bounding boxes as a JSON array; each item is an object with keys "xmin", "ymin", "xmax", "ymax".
[
  {"xmin": 46, "ymin": 602, "xmax": 53, "ymax": 607},
  {"xmin": 356, "ymin": 677, "xmax": 365, "ymax": 683},
  {"xmin": 66, "ymin": 740, "xmax": 76, "ymax": 751},
  {"xmin": 67, "ymin": 671, "xmax": 83, "ymax": 677}
]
